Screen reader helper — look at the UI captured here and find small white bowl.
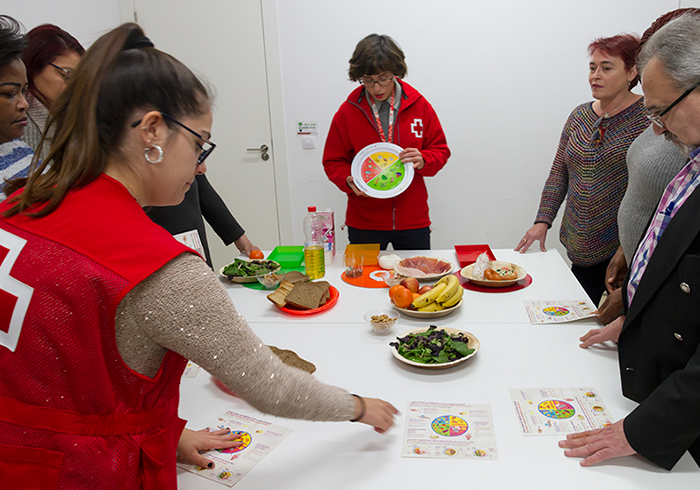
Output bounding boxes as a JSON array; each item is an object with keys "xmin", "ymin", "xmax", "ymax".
[
  {"xmin": 363, "ymin": 309, "xmax": 398, "ymax": 335},
  {"xmin": 255, "ymin": 272, "xmax": 283, "ymax": 290},
  {"xmin": 380, "ymin": 271, "xmax": 405, "ymax": 287}
]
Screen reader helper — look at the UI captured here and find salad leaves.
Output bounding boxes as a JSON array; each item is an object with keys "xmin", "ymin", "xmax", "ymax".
[
  {"xmin": 390, "ymin": 325, "xmax": 474, "ymax": 364},
  {"xmin": 222, "ymin": 259, "xmax": 279, "ymax": 277}
]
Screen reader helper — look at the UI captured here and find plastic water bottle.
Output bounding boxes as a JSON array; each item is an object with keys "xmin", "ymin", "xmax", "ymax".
[{"xmin": 303, "ymin": 206, "xmax": 325, "ymax": 280}]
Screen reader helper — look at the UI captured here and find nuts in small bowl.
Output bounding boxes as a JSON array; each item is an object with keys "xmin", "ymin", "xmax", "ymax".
[
  {"xmin": 256, "ymin": 272, "xmax": 283, "ymax": 290},
  {"xmin": 363, "ymin": 309, "xmax": 398, "ymax": 335}
]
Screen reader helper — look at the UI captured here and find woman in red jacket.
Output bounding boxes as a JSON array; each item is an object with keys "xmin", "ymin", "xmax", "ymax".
[{"xmin": 323, "ymin": 34, "xmax": 450, "ymax": 250}]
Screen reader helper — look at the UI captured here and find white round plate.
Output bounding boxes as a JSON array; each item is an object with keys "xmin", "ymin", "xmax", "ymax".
[
  {"xmin": 350, "ymin": 142, "xmax": 414, "ymax": 199},
  {"xmin": 219, "ymin": 260, "xmax": 281, "ymax": 283},
  {"xmin": 394, "ymin": 256, "xmax": 454, "ymax": 281},
  {"xmin": 392, "ymin": 299, "xmax": 462, "ymax": 318},
  {"xmin": 390, "ymin": 326, "xmax": 480, "ymax": 370}
]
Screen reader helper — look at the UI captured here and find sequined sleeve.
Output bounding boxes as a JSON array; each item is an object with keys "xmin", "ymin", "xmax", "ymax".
[{"xmin": 115, "ymin": 253, "xmax": 356, "ymax": 422}]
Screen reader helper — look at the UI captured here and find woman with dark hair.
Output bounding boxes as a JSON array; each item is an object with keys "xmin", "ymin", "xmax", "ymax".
[
  {"xmin": 323, "ymin": 33, "xmax": 450, "ymax": 250},
  {"xmin": 0, "ymin": 15, "xmax": 31, "ymax": 197},
  {"xmin": 515, "ymin": 34, "xmax": 649, "ymax": 305},
  {"xmin": 21, "ymin": 24, "xmax": 84, "ymax": 161},
  {"xmin": 0, "ymin": 23, "xmax": 396, "ymax": 489}
]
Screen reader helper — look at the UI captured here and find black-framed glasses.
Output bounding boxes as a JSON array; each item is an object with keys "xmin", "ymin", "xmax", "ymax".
[
  {"xmin": 360, "ymin": 75, "xmax": 394, "ymax": 88},
  {"xmin": 130, "ymin": 112, "xmax": 216, "ymax": 165},
  {"xmin": 648, "ymin": 80, "xmax": 700, "ymax": 128},
  {"xmin": 49, "ymin": 62, "xmax": 73, "ymax": 82}
]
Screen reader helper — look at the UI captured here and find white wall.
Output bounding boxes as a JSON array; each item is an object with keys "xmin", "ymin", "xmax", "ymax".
[
  {"xmin": 274, "ymin": 0, "xmax": 682, "ymax": 259},
  {"xmin": 3, "ymin": 0, "xmax": 121, "ymax": 47}
]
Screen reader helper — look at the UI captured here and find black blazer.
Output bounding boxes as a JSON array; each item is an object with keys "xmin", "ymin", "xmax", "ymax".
[{"xmin": 618, "ymin": 183, "xmax": 700, "ymax": 470}]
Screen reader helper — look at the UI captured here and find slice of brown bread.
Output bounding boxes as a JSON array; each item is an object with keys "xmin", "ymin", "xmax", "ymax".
[
  {"xmin": 282, "ymin": 271, "xmax": 309, "ymax": 284},
  {"xmin": 268, "ymin": 346, "xmax": 316, "ymax": 374},
  {"xmin": 284, "ymin": 281, "xmax": 330, "ymax": 310}
]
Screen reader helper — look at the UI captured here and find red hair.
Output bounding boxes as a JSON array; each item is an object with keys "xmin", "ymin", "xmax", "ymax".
[
  {"xmin": 588, "ymin": 34, "xmax": 640, "ymax": 89},
  {"xmin": 22, "ymin": 24, "xmax": 84, "ymax": 96}
]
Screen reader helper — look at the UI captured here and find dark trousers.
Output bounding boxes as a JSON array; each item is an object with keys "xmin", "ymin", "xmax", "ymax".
[
  {"xmin": 571, "ymin": 260, "xmax": 610, "ymax": 306},
  {"xmin": 347, "ymin": 226, "xmax": 431, "ymax": 250}
]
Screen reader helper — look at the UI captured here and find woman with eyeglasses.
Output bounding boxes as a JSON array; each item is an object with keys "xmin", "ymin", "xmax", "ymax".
[
  {"xmin": 515, "ymin": 34, "xmax": 649, "ymax": 306},
  {"xmin": 323, "ymin": 33, "xmax": 450, "ymax": 250},
  {"xmin": 20, "ymin": 24, "xmax": 84, "ymax": 162},
  {"xmin": 0, "ymin": 23, "xmax": 396, "ymax": 489}
]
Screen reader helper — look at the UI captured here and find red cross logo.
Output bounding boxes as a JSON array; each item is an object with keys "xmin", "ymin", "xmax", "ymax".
[
  {"xmin": 0, "ymin": 229, "xmax": 33, "ymax": 352},
  {"xmin": 410, "ymin": 119, "xmax": 424, "ymax": 138}
]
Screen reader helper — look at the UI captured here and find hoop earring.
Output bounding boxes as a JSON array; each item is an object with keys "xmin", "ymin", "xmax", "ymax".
[{"xmin": 144, "ymin": 144, "xmax": 164, "ymax": 164}]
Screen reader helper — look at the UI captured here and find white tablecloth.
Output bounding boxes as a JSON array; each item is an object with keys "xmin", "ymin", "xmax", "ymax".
[{"xmin": 178, "ymin": 249, "xmax": 699, "ymax": 489}]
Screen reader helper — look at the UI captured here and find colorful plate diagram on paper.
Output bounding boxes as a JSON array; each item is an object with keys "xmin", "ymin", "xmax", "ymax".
[
  {"xmin": 351, "ymin": 142, "xmax": 414, "ymax": 198},
  {"xmin": 431, "ymin": 415, "xmax": 469, "ymax": 437},
  {"xmin": 215, "ymin": 431, "xmax": 251, "ymax": 453},
  {"xmin": 537, "ymin": 400, "xmax": 575, "ymax": 419}
]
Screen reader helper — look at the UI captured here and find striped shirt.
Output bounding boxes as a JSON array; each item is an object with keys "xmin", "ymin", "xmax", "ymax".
[
  {"xmin": 627, "ymin": 147, "xmax": 700, "ymax": 305},
  {"xmin": 0, "ymin": 139, "xmax": 34, "ymax": 201},
  {"xmin": 536, "ymin": 99, "xmax": 649, "ymax": 266}
]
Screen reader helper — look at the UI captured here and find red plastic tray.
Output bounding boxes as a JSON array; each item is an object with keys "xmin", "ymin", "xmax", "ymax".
[
  {"xmin": 276, "ymin": 285, "xmax": 339, "ymax": 315},
  {"xmin": 454, "ymin": 244, "xmax": 496, "ymax": 267}
]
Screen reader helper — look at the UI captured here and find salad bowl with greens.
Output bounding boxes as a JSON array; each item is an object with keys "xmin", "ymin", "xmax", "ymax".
[
  {"xmin": 389, "ymin": 325, "xmax": 479, "ymax": 369},
  {"xmin": 219, "ymin": 258, "xmax": 281, "ymax": 283}
]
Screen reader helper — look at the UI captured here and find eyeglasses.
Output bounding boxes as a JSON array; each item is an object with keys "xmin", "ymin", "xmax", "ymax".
[
  {"xmin": 360, "ymin": 75, "xmax": 394, "ymax": 88},
  {"xmin": 49, "ymin": 63, "xmax": 73, "ymax": 82},
  {"xmin": 130, "ymin": 112, "xmax": 216, "ymax": 165},
  {"xmin": 648, "ymin": 80, "xmax": 700, "ymax": 128}
]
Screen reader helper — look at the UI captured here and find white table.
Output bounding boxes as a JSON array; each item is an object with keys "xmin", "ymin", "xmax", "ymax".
[{"xmin": 178, "ymin": 249, "xmax": 699, "ymax": 489}]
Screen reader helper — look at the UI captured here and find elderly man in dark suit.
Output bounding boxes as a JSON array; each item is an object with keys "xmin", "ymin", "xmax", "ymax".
[{"xmin": 561, "ymin": 13, "xmax": 700, "ymax": 470}]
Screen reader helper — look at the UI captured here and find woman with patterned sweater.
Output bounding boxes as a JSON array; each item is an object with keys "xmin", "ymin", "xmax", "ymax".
[{"xmin": 516, "ymin": 34, "xmax": 649, "ymax": 305}]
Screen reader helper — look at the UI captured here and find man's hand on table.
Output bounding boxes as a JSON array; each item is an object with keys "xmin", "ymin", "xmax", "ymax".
[
  {"xmin": 579, "ymin": 315, "xmax": 624, "ymax": 348},
  {"xmin": 594, "ymin": 288, "xmax": 623, "ymax": 325},
  {"xmin": 559, "ymin": 419, "xmax": 636, "ymax": 465}
]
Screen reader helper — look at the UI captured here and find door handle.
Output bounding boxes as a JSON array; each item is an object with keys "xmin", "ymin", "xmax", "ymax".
[{"xmin": 246, "ymin": 144, "xmax": 270, "ymax": 161}]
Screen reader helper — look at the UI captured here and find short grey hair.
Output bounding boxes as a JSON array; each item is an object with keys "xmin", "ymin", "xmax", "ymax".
[{"xmin": 638, "ymin": 13, "xmax": 700, "ymax": 91}]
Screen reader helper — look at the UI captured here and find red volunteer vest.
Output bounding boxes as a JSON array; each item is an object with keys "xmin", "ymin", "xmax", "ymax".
[{"xmin": 0, "ymin": 175, "xmax": 194, "ymax": 489}]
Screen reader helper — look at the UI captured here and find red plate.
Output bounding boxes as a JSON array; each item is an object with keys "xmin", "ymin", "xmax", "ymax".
[
  {"xmin": 276, "ymin": 285, "xmax": 340, "ymax": 315},
  {"xmin": 454, "ymin": 245, "xmax": 496, "ymax": 267}
]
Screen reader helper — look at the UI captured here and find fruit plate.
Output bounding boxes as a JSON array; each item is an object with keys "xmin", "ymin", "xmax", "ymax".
[
  {"xmin": 219, "ymin": 259, "xmax": 281, "ymax": 283},
  {"xmin": 276, "ymin": 286, "xmax": 340, "ymax": 315},
  {"xmin": 389, "ymin": 326, "xmax": 479, "ymax": 370},
  {"xmin": 350, "ymin": 142, "xmax": 414, "ymax": 199},
  {"xmin": 392, "ymin": 299, "xmax": 463, "ymax": 318},
  {"xmin": 461, "ymin": 261, "xmax": 527, "ymax": 288},
  {"xmin": 394, "ymin": 256, "xmax": 454, "ymax": 281}
]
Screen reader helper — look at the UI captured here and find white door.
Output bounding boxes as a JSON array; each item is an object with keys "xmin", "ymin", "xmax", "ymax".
[{"xmin": 133, "ymin": 0, "xmax": 279, "ymax": 268}]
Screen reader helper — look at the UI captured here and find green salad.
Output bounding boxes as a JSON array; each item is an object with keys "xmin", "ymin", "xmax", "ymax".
[
  {"xmin": 222, "ymin": 259, "xmax": 279, "ymax": 278},
  {"xmin": 390, "ymin": 325, "xmax": 474, "ymax": 364}
]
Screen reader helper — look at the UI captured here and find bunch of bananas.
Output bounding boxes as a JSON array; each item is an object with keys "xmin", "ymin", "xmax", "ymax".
[{"xmin": 411, "ymin": 275, "xmax": 463, "ymax": 311}]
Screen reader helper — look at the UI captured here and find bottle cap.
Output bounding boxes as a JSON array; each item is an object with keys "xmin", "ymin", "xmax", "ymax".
[{"xmin": 307, "ymin": 206, "xmax": 317, "ymax": 212}]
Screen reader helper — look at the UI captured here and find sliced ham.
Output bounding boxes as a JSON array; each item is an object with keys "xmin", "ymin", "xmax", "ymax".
[{"xmin": 396, "ymin": 256, "xmax": 452, "ymax": 276}]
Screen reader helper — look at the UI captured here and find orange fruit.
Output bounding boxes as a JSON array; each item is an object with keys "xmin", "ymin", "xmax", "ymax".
[
  {"xmin": 393, "ymin": 286, "xmax": 413, "ymax": 309},
  {"xmin": 412, "ymin": 292, "xmax": 420, "ymax": 301},
  {"xmin": 249, "ymin": 250, "xmax": 264, "ymax": 260},
  {"xmin": 389, "ymin": 285, "xmax": 404, "ymax": 300}
]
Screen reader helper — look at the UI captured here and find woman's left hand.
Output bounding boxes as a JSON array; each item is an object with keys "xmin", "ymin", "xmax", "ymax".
[
  {"xmin": 399, "ymin": 148, "xmax": 424, "ymax": 170},
  {"xmin": 177, "ymin": 428, "xmax": 244, "ymax": 468}
]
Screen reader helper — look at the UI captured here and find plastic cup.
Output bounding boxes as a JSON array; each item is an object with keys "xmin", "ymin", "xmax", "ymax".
[{"xmin": 343, "ymin": 253, "xmax": 364, "ymax": 278}]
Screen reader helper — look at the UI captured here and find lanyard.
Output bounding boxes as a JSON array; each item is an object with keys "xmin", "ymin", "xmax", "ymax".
[{"xmin": 369, "ymin": 88, "xmax": 395, "ymax": 143}]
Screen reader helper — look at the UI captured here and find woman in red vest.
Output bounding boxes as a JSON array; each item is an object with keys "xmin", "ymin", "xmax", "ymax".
[{"xmin": 0, "ymin": 23, "xmax": 396, "ymax": 489}]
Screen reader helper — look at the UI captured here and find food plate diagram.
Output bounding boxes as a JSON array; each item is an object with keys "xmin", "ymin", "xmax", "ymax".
[{"xmin": 351, "ymin": 142, "xmax": 414, "ymax": 198}]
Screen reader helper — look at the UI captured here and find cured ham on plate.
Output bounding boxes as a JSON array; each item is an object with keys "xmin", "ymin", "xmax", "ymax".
[{"xmin": 394, "ymin": 256, "xmax": 454, "ymax": 281}]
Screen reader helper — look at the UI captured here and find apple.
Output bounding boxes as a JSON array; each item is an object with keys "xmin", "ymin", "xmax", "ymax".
[
  {"xmin": 400, "ymin": 277, "xmax": 420, "ymax": 294},
  {"xmin": 418, "ymin": 285, "xmax": 433, "ymax": 295}
]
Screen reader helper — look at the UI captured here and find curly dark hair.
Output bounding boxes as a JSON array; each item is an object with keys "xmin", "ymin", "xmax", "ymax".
[
  {"xmin": 0, "ymin": 15, "xmax": 28, "ymax": 69},
  {"xmin": 348, "ymin": 34, "xmax": 407, "ymax": 81}
]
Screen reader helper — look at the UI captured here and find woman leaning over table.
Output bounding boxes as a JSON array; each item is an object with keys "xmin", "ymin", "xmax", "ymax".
[
  {"xmin": 0, "ymin": 23, "xmax": 396, "ymax": 490},
  {"xmin": 0, "ymin": 16, "xmax": 31, "ymax": 197},
  {"xmin": 323, "ymin": 33, "xmax": 450, "ymax": 250},
  {"xmin": 20, "ymin": 24, "xmax": 84, "ymax": 162},
  {"xmin": 515, "ymin": 34, "xmax": 649, "ymax": 305}
]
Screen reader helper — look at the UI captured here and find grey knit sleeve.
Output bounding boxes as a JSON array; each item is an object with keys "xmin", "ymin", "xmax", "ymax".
[{"xmin": 115, "ymin": 253, "xmax": 356, "ymax": 422}]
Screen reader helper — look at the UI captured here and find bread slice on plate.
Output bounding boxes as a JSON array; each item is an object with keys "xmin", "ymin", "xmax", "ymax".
[
  {"xmin": 284, "ymin": 281, "xmax": 330, "ymax": 310},
  {"xmin": 266, "ymin": 280, "xmax": 295, "ymax": 308}
]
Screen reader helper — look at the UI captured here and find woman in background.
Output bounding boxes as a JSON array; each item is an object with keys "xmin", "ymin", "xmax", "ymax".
[
  {"xmin": 20, "ymin": 24, "xmax": 84, "ymax": 161},
  {"xmin": 516, "ymin": 34, "xmax": 649, "ymax": 305},
  {"xmin": 0, "ymin": 15, "xmax": 30, "ymax": 198},
  {"xmin": 323, "ymin": 33, "xmax": 450, "ymax": 250}
]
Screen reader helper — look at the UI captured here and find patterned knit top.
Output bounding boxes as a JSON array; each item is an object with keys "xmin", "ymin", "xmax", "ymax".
[{"xmin": 535, "ymin": 98, "xmax": 649, "ymax": 267}]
